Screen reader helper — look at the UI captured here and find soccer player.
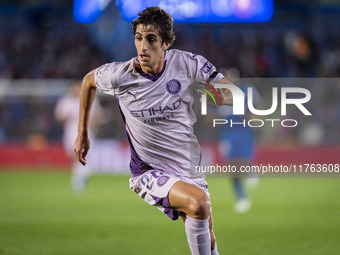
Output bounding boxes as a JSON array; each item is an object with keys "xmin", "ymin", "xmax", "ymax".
[
  {"xmin": 218, "ymin": 68, "xmax": 260, "ymax": 213},
  {"xmin": 74, "ymin": 7, "xmax": 235, "ymax": 255},
  {"xmin": 55, "ymin": 80, "xmax": 103, "ymax": 191}
]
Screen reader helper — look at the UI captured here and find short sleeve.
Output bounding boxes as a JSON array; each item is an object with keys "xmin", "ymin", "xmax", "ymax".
[
  {"xmin": 186, "ymin": 53, "xmax": 224, "ymax": 84},
  {"xmin": 94, "ymin": 63, "xmax": 121, "ymax": 96}
]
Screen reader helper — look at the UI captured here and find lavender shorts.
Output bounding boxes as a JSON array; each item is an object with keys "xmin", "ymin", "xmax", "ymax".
[{"xmin": 129, "ymin": 170, "xmax": 208, "ymax": 220}]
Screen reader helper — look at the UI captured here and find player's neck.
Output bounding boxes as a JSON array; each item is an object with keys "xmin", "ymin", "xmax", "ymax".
[
  {"xmin": 140, "ymin": 53, "xmax": 165, "ymax": 76},
  {"xmin": 141, "ymin": 64, "xmax": 163, "ymax": 76}
]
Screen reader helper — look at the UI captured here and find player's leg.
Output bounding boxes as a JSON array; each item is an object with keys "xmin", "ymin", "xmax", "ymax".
[
  {"xmin": 245, "ymin": 137, "xmax": 259, "ymax": 190},
  {"xmin": 231, "ymin": 158, "xmax": 251, "ymax": 213},
  {"xmin": 220, "ymin": 138, "xmax": 249, "ymax": 212},
  {"xmin": 232, "ymin": 133, "xmax": 256, "ymax": 213},
  {"xmin": 232, "ymin": 177, "xmax": 247, "ymax": 200},
  {"xmin": 71, "ymin": 160, "xmax": 92, "ymax": 191},
  {"xmin": 180, "ymin": 211, "xmax": 219, "ymax": 255},
  {"xmin": 169, "ymin": 180, "xmax": 210, "ymax": 219},
  {"xmin": 129, "ymin": 171, "xmax": 218, "ymax": 254},
  {"xmin": 65, "ymin": 144, "xmax": 89, "ymax": 191},
  {"xmin": 208, "ymin": 213, "xmax": 219, "ymax": 255},
  {"xmin": 169, "ymin": 181, "xmax": 217, "ymax": 255}
]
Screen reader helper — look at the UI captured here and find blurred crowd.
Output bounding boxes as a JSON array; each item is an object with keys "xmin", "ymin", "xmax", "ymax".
[
  {"xmin": 1, "ymin": 2, "xmax": 340, "ymax": 79},
  {"xmin": 0, "ymin": 1, "xmax": 339, "ymax": 145},
  {"xmin": 0, "ymin": 4, "xmax": 108, "ymax": 79}
]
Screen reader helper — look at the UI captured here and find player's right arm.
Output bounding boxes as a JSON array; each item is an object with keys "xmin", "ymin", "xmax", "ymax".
[{"xmin": 73, "ymin": 70, "xmax": 97, "ymax": 166}]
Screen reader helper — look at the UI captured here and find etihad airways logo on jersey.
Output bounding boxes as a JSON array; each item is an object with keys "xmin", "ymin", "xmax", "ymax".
[
  {"xmin": 200, "ymin": 84, "xmax": 312, "ymax": 128},
  {"xmin": 130, "ymin": 99, "xmax": 181, "ymax": 118}
]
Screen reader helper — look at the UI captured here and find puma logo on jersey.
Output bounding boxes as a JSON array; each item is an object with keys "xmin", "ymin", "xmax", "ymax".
[{"xmin": 127, "ymin": 90, "xmax": 138, "ymax": 100}]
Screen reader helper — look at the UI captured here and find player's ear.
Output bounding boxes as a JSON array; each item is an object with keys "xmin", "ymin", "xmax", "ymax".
[{"xmin": 162, "ymin": 42, "xmax": 170, "ymax": 51}]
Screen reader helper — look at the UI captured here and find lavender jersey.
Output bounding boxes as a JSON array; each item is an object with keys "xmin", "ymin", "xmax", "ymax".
[{"xmin": 95, "ymin": 49, "xmax": 223, "ymax": 179}]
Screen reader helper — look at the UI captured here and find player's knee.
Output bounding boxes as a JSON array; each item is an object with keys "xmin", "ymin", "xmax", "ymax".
[{"xmin": 187, "ymin": 195, "xmax": 211, "ymax": 219}]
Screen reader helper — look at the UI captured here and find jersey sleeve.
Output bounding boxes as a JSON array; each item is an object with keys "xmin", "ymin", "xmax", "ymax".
[
  {"xmin": 186, "ymin": 52, "xmax": 224, "ymax": 84},
  {"xmin": 94, "ymin": 62, "xmax": 121, "ymax": 96}
]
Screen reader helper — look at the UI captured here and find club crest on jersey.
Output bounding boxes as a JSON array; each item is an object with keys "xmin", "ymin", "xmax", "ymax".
[{"xmin": 166, "ymin": 79, "xmax": 181, "ymax": 94}]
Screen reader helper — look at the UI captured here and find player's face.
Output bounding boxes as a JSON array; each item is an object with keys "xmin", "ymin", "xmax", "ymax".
[{"xmin": 135, "ymin": 24, "xmax": 169, "ymax": 75}]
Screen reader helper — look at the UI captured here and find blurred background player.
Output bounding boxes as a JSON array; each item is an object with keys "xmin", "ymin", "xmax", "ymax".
[
  {"xmin": 54, "ymin": 80, "xmax": 103, "ymax": 191},
  {"xmin": 218, "ymin": 68, "xmax": 261, "ymax": 213}
]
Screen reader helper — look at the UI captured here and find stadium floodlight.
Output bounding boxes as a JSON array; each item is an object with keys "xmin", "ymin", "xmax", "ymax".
[
  {"xmin": 74, "ymin": 0, "xmax": 112, "ymax": 23},
  {"xmin": 74, "ymin": 0, "xmax": 273, "ymax": 24},
  {"xmin": 115, "ymin": 0, "xmax": 273, "ymax": 23}
]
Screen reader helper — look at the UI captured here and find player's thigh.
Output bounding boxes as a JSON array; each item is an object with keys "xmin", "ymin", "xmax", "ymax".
[{"xmin": 168, "ymin": 180, "xmax": 210, "ymax": 218}]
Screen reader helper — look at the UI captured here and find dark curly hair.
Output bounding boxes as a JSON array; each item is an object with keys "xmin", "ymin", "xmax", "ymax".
[{"xmin": 132, "ymin": 7, "xmax": 176, "ymax": 47}]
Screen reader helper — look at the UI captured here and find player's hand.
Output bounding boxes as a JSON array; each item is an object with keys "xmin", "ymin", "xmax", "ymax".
[
  {"xmin": 73, "ymin": 134, "xmax": 90, "ymax": 166},
  {"xmin": 218, "ymin": 87, "xmax": 233, "ymax": 106},
  {"xmin": 196, "ymin": 89, "xmax": 216, "ymax": 106}
]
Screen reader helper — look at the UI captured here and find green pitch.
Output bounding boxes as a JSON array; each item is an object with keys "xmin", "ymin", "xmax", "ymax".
[{"xmin": 1, "ymin": 171, "xmax": 339, "ymax": 255}]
